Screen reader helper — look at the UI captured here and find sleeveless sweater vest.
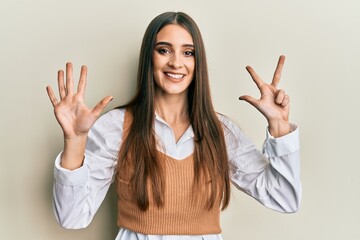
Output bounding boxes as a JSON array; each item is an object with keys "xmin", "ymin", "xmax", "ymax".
[{"xmin": 116, "ymin": 110, "xmax": 222, "ymax": 235}]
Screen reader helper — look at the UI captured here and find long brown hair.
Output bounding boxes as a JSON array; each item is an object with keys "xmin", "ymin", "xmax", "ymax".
[{"xmin": 117, "ymin": 12, "xmax": 230, "ymax": 211}]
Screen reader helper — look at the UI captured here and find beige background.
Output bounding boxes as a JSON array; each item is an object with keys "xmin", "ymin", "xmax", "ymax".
[{"xmin": 1, "ymin": 0, "xmax": 359, "ymax": 239}]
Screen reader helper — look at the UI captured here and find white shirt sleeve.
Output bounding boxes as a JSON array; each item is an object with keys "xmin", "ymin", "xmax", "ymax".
[
  {"xmin": 220, "ymin": 115, "xmax": 301, "ymax": 213},
  {"xmin": 53, "ymin": 109, "xmax": 124, "ymax": 229}
]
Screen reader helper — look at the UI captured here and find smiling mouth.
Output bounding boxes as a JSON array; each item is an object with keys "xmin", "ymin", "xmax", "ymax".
[{"xmin": 165, "ymin": 72, "xmax": 185, "ymax": 79}]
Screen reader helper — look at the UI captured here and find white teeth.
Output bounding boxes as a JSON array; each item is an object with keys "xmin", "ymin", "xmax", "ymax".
[{"xmin": 166, "ymin": 73, "xmax": 184, "ymax": 79}]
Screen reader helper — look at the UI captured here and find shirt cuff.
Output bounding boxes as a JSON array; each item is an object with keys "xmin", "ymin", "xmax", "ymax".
[
  {"xmin": 263, "ymin": 123, "xmax": 300, "ymax": 157},
  {"xmin": 53, "ymin": 152, "xmax": 89, "ymax": 186}
]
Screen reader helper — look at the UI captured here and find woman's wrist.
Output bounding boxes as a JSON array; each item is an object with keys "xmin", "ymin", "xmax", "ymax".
[
  {"xmin": 61, "ymin": 136, "xmax": 87, "ymax": 170},
  {"xmin": 268, "ymin": 119, "xmax": 291, "ymax": 138}
]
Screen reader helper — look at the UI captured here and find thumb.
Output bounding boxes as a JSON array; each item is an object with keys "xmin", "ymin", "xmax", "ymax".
[
  {"xmin": 92, "ymin": 96, "xmax": 114, "ymax": 117},
  {"xmin": 239, "ymin": 95, "xmax": 259, "ymax": 108}
]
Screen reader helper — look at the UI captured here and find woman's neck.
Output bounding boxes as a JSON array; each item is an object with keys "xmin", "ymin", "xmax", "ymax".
[
  {"xmin": 155, "ymin": 93, "xmax": 190, "ymax": 143},
  {"xmin": 155, "ymin": 93, "xmax": 189, "ymax": 125},
  {"xmin": 155, "ymin": 85, "xmax": 192, "ymax": 123}
]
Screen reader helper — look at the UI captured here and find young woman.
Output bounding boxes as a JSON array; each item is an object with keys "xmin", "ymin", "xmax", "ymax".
[{"xmin": 46, "ymin": 12, "xmax": 301, "ymax": 240}]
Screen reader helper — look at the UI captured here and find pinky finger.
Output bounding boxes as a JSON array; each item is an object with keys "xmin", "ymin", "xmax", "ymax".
[{"xmin": 46, "ymin": 86, "xmax": 58, "ymax": 107}]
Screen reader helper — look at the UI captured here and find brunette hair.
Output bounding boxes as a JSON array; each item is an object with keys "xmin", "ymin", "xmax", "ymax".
[{"xmin": 117, "ymin": 12, "xmax": 230, "ymax": 211}]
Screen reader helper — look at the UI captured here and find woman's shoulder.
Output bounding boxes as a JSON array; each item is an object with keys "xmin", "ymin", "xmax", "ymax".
[
  {"xmin": 85, "ymin": 108, "xmax": 126, "ymax": 158},
  {"xmin": 91, "ymin": 108, "xmax": 126, "ymax": 133},
  {"xmin": 216, "ymin": 113, "xmax": 241, "ymax": 132},
  {"xmin": 106, "ymin": 108, "xmax": 126, "ymax": 120},
  {"xmin": 215, "ymin": 113, "xmax": 257, "ymax": 155},
  {"xmin": 216, "ymin": 112, "xmax": 247, "ymax": 143}
]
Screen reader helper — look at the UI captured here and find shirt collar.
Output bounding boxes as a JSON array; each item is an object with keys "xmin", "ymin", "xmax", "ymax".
[{"xmin": 154, "ymin": 112, "xmax": 195, "ymax": 140}]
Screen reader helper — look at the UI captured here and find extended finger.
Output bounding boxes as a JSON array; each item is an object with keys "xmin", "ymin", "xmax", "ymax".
[
  {"xmin": 57, "ymin": 70, "xmax": 66, "ymax": 99},
  {"xmin": 271, "ymin": 55, "xmax": 285, "ymax": 87},
  {"xmin": 46, "ymin": 86, "xmax": 58, "ymax": 107},
  {"xmin": 239, "ymin": 95, "xmax": 259, "ymax": 108},
  {"xmin": 275, "ymin": 89, "xmax": 286, "ymax": 105},
  {"xmin": 77, "ymin": 65, "xmax": 87, "ymax": 96},
  {"xmin": 92, "ymin": 96, "xmax": 114, "ymax": 117},
  {"xmin": 66, "ymin": 62, "xmax": 74, "ymax": 95},
  {"xmin": 246, "ymin": 66, "xmax": 265, "ymax": 89}
]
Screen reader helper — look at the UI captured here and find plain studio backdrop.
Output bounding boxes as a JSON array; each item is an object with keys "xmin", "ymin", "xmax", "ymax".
[{"xmin": 1, "ymin": 0, "xmax": 359, "ymax": 239}]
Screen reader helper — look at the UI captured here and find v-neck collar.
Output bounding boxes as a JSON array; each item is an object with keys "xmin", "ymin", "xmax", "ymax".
[{"xmin": 154, "ymin": 112, "xmax": 195, "ymax": 145}]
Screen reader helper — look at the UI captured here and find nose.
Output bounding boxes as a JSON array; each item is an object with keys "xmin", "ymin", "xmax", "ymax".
[{"xmin": 168, "ymin": 52, "xmax": 183, "ymax": 68}]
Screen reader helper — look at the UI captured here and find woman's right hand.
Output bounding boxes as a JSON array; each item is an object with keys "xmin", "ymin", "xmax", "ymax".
[
  {"xmin": 46, "ymin": 63, "xmax": 113, "ymax": 139},
  {"xmin": 46, "ymin": 63, "xmax": 113, "ymax": 169}
]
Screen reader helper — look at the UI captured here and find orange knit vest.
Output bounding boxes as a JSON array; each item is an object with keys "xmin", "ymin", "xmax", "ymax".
[{"xmin": 116, "ymin": 110, "xmax": 221, "ymax": 235}]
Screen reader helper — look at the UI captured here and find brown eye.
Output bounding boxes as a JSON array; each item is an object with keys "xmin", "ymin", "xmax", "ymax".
[
  {"xmin": 184, "ymin": 51, "xmax": 194, "ymax": 56},
  {"xmin": 157, "ymin": 48, "xmax": 170, "ymax": 54}
]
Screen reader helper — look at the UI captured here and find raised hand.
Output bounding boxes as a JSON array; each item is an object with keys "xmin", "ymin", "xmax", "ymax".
[
  {"xmin": 239, "ymin": 55, "xmax": 291, "ymax": 137},
  {"xmin": 46, "ymin": 63, "xmax": 113, "ymax": 169},
  {"xmin": 46, "ymin": 63, "xmax": 113, "ymax": 139}
]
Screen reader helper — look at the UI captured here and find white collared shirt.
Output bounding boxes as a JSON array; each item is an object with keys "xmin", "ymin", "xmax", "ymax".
[{"xmin": 53, "ymin": 108, "xmax": 301, "ymax": 240}]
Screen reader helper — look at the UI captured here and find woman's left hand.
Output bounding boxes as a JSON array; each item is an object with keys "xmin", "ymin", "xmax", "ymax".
[{"xmin": 239, "ymin": 55, "xmax": 291, "ymax": 137}]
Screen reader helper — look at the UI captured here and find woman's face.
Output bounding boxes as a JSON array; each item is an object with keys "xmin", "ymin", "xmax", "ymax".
[{"xmin": 153, "ymin": 24, "xmax": 195, "ymax": 97}]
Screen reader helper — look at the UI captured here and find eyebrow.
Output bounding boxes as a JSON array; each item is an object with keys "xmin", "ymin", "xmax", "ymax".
[{"xmin": 155, "ymin": 41, "xmax": 194, "ymax": 48}]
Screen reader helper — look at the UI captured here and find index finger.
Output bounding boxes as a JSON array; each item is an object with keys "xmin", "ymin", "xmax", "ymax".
[
  {"xmin": 271, "ymin": 55, "xmax": 285, "ymax": 87},
  {"xmin": 246, "ymin": 66, "xmax": 265, "ymax": 89}
]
